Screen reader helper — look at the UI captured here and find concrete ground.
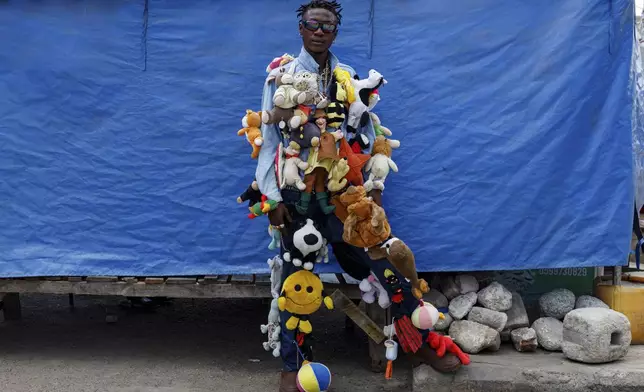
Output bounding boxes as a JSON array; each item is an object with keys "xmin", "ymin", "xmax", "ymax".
[
  {"xmin": 0, "ymin": 294, "xmax": 411, "ymax": 392},
  {"xmin": 414, "ymin": 345, "xmax": 644, "ymax": 392}
]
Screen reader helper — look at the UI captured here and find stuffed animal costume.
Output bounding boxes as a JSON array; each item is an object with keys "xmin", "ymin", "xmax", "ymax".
[
  {"xmin": 237, "ymin": 110, "xmax": 264, "ymax": 159},
  {"xmin": 250, "ymin": 47, "xmax": 469, "ymax": 377}
]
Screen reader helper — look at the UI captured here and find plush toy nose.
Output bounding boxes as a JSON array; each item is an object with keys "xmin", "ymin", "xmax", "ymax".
[{"xmin": 304, "ymin": 234, "xmax": 319, "ymax": 246}]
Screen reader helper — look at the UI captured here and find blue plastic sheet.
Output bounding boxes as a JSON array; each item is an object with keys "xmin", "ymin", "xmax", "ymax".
[{"xmin": 0, "ymin": 0, "xmax": 637, "ymax": 277}]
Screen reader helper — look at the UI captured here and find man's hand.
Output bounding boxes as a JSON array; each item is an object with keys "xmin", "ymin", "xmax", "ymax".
[{"xmin": 268, "ymin": 202, "xmax": 292, "ymax": 229}]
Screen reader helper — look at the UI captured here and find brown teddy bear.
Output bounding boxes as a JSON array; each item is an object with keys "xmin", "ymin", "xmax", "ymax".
[
  {"xmin": 340, "ymin": 186, "xmax": 391, "ymax": 248},
  {"xmin": 367, "ymin": 237, "xmax": 429, "ymax": 300}
]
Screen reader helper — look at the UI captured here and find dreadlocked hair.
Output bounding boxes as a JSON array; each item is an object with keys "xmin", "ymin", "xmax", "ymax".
[{"xmin": 297, "ymin": 0, "xmax": 343, "ymax": 25}]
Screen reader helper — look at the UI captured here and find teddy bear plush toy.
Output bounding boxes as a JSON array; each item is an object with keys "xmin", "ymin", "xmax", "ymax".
[
  {"xmin": 280, "ymin": 142, "xmax": 309, "ymax": 191},
  {"xmin": 260, "ymin": 298, "xmax": 282, "ymax": 358},
  {"xmin": 359, "ymin": 272, "xmax": 391, "ymax": 309},
  {"xmin": 364, "ymin": 135, "xmax": 399, "ymax": 193},
  {"xmin": 274, "ymin": 71, "xmax": 321, "ymax": 109},
  {"xmin": 237, "ymin": 110, "xmax": 264, "ymax": 159},
  {"xmin": 340, "ymin": 185, "xmax": 391, "ymax": 249}
]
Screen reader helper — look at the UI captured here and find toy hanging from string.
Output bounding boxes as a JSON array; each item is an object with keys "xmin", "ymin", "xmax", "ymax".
[
  {"xmin": 292, "ymin": 340, "xmax": 332, "ymax": 392},
  {"xmin": 384, "ymin": 316, "xmax": 398, "ymax": 380}
]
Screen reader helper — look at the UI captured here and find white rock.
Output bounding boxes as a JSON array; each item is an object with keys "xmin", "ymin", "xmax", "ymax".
[
  {"xmin": 467, "ymin": 306, "xmax": 508, "ymax": 332},
  {"xmin": 539, "ymin": 288, "xmax": 575, "ymax": 319},
  {"xmin": 449, "ymin": 320, "xmax": 501, "ymax": 354},
  {"xmin": 511, "ymin": 327, "xmax": 538, "ymax": 352},
  {"xmin": 455, "ymin": 275, "xmax": 479, "ymax": 294},
  {"xmin": 449, "ymin": 292, "xmax": 478, "ymax": 320},
  {"xmin": 532, "ymin": 317, "xmax": 564, "ymax": 351},
  {"xmin": 575, "ymin": 295, "xmax": 609, "ymax": 310},
  {"xmin": 562, "ymin": 308, "xmax": 631, "ymax": 363},
  {"xmin": 440, "ymin": 276, "xmax": 460, "ymax": 300},
  {"xmin": 434, "ymin": 313, "xmax": 453, "ymax": 332},
  {"xmin": 424, "ymin": 289, "xmax": 448, "ymax": 309},
  {"xmin": 477, "ymin": 282, "xmax": 513, "ymax": 312}
]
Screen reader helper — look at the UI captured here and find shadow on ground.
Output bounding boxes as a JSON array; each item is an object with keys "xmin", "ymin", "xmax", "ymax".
[{"xmin": 0, "ymin": 294, "xmax": 411, "ymax": 392}]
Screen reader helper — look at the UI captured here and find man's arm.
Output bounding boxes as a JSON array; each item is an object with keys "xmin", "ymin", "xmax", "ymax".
[{"xmin": 255, "ymin": 79, "xmax": 283, "ymax": 203}]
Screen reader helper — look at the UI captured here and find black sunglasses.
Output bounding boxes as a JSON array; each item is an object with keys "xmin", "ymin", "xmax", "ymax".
[{"xmin": 300, "ymin": 19, "xmax": 338, "ymax": 34}]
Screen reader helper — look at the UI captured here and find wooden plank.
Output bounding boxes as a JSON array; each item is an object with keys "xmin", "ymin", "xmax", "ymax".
[
  {"xmin": 68, "ymin": 277, "xmax": 83, "ymax": 282},
  {"xmin": 255, "ymin": 274, "xmax": 271, "ymax": 285},
  {"xmin": 45, "ymin": 277, "xmax": 62, "ymax": 281},
  {"xmin": 166, "ymin": 277, "xmax": 197, "ymax": 285},
  {"xmin": 366, "ymin": 301, "xmax": 389, "ymax": 373},
  {"xmin": 230, "ymin": 275, "xmax": 254, "ymax": 284},
  {"xmin": 201, "ymin": 275, "xmax": 219, "ymax": 284},
  {"xmin": 0, "ymin": 279, "xmax": 362, "ymax": 300},
  {"xmin": 86, "ymin": 276, "xmax": 118, "ymax": 283},
  {"xmin": 144, "ymin": 277, "xmax": 166, "ymax": 285},
  {"xmin": 330, "ymin": 289, "xmax": 386, "ymax": 344},
  {"xmin": 120, "ymin": 277, "xmax": 137, "ymax": 283}
]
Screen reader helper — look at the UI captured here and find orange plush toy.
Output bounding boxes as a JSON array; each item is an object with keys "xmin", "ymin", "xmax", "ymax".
[{"xmin": 238, "ymin": 109, "xmax": 264, "ymax": 159}]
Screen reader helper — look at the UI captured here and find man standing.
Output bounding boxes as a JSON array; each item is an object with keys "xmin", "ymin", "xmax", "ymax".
[{"xmin": 254, "ymin": 2, "xmax": 469, "ymax": 390}]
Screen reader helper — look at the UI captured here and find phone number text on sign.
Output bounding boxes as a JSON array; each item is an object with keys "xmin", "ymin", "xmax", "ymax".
[{"xmin": 537, "ymin": 268, "xmax": 588, "ymax": 277}]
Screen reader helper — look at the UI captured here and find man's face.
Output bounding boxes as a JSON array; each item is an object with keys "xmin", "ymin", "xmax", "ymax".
[{"xmin": 299, "ymin": 8, "xmax": 338, "ymax": 54}]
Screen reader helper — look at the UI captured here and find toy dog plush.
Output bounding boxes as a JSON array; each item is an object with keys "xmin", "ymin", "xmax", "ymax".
[{"xmin": 282, "ymin": 218, "xmax": 327, "ymax": 271}]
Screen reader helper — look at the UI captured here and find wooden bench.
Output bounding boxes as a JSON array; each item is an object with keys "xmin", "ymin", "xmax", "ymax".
[{"xmin": 0, "ymin": 273, "xmax": 390, "ymax": 372}]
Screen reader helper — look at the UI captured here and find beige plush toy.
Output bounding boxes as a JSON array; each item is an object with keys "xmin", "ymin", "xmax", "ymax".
[
  {"xmin": 340, "ymin": 185, "xmax": 391, "ymax": 248},
  {"xmin": 274, "ymin": 71, "xmax": 319, "ymax": 109},
  {"xmin": 281, "ymin": 142, "xmax": 309, "ymax": 191},
  {"xmin": 327, "ymin": 157, "xmax": 350, "ymax": 192},
  {"xmin": 364, "ymin": 135, "xmax": 399, "ymax": 192}
]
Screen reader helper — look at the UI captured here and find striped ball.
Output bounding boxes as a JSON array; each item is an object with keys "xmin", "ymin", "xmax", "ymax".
[
  {"xmin": 296, "ymin": 361, "xmax": 332, "ymax": 392},
  {"xmin": 411, "ymin": 301, "xmax": 440, "ymax": 330}
]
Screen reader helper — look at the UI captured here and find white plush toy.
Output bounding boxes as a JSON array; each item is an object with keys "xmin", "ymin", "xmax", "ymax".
[
  {"xmin": 364, "ymin": 136, "xmax": 399, "ymax": 192},
  {"xmin": 260, "ymin": 298, "xmax": 281, "ymax": 358},
  {"xmin": 347, "ymin": 69, "xmax": 387, "ymax": 131},
  {"xmin": 280, "ymin": 142, "xmax": 308, "ymax": 191},
  {"xmin": 267, "ymin": 255, "xmax": 283, "ymax": 299},
  {"xmin": 359, "ymin": 272, "xmax": 391, "ymax": 309},
  {"xmin": 274, "ymin": 71, "xmax": 319, "ymax": 109}
]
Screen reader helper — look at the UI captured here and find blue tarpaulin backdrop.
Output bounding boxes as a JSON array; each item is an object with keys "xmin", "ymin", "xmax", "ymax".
[{"xmin": 0, "ymin": 0, "xmax": 637, "ymax": 276}]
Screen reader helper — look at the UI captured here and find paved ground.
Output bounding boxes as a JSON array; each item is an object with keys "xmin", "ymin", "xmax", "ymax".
[
  {"xmin": 414, "ymin": 345, "xmax": 644, "ymax": 392},
  {"xmin": 0, "ymin": 294, "xmax": 411, "ymax": 392}
]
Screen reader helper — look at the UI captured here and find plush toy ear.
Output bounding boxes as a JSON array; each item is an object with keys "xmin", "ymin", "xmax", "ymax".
[
  {"xmin": 388, "ymin": 139, "xmax": 401, "ymax": 149},
  {"xmin": 278, "ymin": 296, "xmax": 287, "ymax": 312}
]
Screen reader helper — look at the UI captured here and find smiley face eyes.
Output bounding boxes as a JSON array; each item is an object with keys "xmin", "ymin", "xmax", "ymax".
[{"xmin": 293, "ymin": 284, "xmax": 315, "ymax": 294}]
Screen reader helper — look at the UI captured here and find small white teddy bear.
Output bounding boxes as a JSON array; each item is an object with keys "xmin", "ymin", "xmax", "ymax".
[
  {"xmin": 359, "ymin": 272, "xmax": 391, "ymax": 309},
  {"xmin": 260, "ymin": 298, "xmax": 282, "ymax": 358},
  {"xmin": 280, "ymin": 142, "xmax": 308, "ymax": 191}
]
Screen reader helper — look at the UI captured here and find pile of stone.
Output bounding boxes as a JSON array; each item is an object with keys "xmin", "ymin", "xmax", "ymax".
[{"xmin": 424, "ymin": 276, "xmax": 630, "ymax": 363}]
